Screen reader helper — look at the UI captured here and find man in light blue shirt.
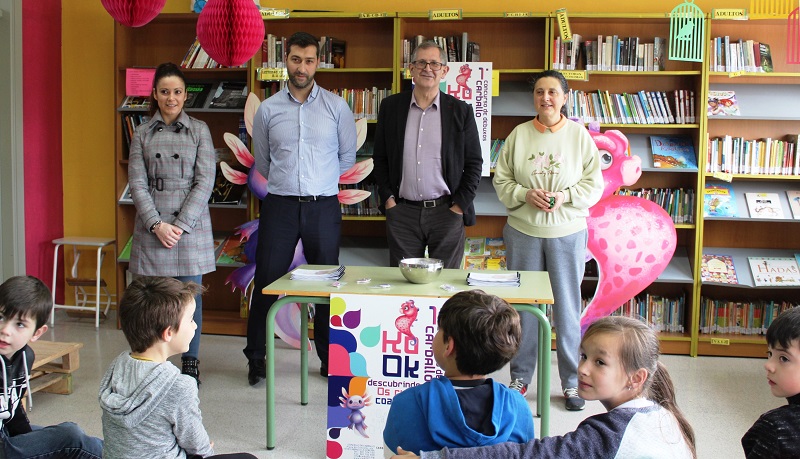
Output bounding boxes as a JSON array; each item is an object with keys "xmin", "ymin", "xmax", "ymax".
[{"xmin": 244, "ymin": 32, "xmax": 357, "ymax": 385}]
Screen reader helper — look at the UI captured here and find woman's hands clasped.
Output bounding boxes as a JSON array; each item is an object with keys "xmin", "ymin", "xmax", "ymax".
[
  {"xmin": 153, "ymin": 222, "xmax": 183, "ymax": 249},
  {"xmin": 525, "ymin": 188, "xmax": 564, "ymax": 212}
]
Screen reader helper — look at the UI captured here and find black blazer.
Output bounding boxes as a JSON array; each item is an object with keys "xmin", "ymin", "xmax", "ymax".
[{"xmin": 372, "ymin": 91, "xmax": 483, "ymax": 226}]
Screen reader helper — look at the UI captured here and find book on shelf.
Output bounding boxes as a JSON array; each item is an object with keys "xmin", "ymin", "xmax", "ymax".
[
  {"xmin": 464, "ymin": 236, "xmax": 486, "ymax": 256},
  {"xmin": 216, "ymin": 235, "xmax": 248, "ymax": 265},
  {"xmin": 748, "ymin": 257, "xmax": 800, "ymax": 287},
  {"xmin": 707, "ymin": 90, "xmax": 741, "ymax": 116},
  {"xmin": 649, "ymin": 135, "xmax": 697, "ymax": 169},
  {"xmin": 208, "ymin": 81, "xmax": 248, "ymax": 109},
  {"xmin": 462, "ymin": 237, "xmax": 507, "ymax": 270},
  {"xmin": 787, "ymin": 190, "xmax": 800, "ymax": 219},
  {"xmin": 703, "ymin": 183, "xmax": 738, "ymax": 217},
  {"xmin": 209, "ymin": 170, "xmax": 246, "ymax": 205},
  {"xmin": 759, "ymin": 43, "xmax": 773, "ymax": 73},
  {"xmin": 184, "ymin": 82, "xmax": 214, "ymax": 109},
  {"xmin": 118, "ymin": 184, "xmax": 133, "ymax": 204},
  {"xmin": 212, "ymin": 233, "xmax": 228, "ymax": 259},
  {"xmin": 117, "ymin": 235, "xmax": 133, "ymax": 262},
  {"xmin": 701, "ymin": 254, "xmax": 738, "ymax": 284},
  {"xmin": 331, "ymin": 38, "xmax": 346, "ymax": 68},
  {"xmin": 119, "ymin": 96, "xmax": 150, "ymax": 110},
  {"xmin": 745, "ymin": 192, "xmax": 784, "ymax": 219}
]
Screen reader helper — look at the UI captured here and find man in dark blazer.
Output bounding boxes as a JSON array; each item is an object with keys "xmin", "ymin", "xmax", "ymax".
[{"xmin": 373, "ymin": 41, "xmax": 483, "ymax": 269}]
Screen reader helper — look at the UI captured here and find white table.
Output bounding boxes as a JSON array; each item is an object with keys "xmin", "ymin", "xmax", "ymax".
[{"xmin": 51, "ymin": 237, "xmax": 115, "ymax": 328}]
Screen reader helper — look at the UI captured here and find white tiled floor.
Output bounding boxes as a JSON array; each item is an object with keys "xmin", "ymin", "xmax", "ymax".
[{"xmin": 30, "ymin": 311, "xmax": 780, "ymax": 458}]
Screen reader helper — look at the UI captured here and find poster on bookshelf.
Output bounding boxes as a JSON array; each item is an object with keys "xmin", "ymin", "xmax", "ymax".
[
  {"xmin": 747, "ymin": 257, "xmax": 800, "ymax": 287},
  {"xmin": 701, "ymin": 254, "xmax": 738, "ymax": 284},
  {"xmin": 440, "ymin": 62, "xmax": 492, "ymax": 176},
  {"xmin": 745, "ymin": 192, "xmax": 784, "ymax": 219}
]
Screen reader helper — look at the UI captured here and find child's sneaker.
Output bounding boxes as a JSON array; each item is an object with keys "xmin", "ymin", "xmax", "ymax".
[
  {"xmin": 564, "ymin": 387, "xmax": 585, "ymax": 411},
  {"xmin": 508, "ymin": 378, "xmax": 528, "ymax": 397}
]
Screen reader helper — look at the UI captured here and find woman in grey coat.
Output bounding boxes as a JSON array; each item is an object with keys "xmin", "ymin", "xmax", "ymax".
[{"xmin": 128, "ymin": 62, "xmax": 216, "ymax": 385}]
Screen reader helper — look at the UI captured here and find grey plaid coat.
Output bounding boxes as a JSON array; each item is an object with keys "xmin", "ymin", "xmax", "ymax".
[{"xmin": 128, "ymin": 110, "xmax": 216, "ymax": 276}]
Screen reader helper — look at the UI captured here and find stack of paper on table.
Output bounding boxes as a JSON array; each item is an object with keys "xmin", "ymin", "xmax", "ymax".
[
  {"xmin": 290, "ymin": 265, "xmax": 345, "ymax": 281},
  {"xmin": 467, "ymin": 271, "xmax": 520, "ymax": 287}
]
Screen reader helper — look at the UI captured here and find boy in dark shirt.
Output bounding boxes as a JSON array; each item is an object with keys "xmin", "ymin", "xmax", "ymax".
[{"xmin": 742, "ymin": 307, "xmax": 800, "ymax": 458}]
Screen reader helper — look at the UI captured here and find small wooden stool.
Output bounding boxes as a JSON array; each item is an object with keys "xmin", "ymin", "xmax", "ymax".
[{"xmin": 28, "ymin": 341, "xmax": 83, "ymax": 396}]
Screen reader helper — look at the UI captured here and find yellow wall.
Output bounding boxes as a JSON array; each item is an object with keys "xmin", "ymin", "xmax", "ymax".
[{"xmin": 61, "ymin": 0, "xmax": 745, "ymax": 291}]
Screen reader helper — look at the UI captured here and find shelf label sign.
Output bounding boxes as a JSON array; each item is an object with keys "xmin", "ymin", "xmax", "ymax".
[
  {"xmin": 556, "ymin": 9, "xmax": 572, "ymax": 42},
  {"xmin": 711, "ymin": 171, "xmax": 733, "ymax": 182},
  {"xmin": 728, "ymin": 70, "xmax": 744, "ymax": 77},
  {"xmin": 559, "ymin": 70, "xmax": 587, "ymax": 81},
  {"xmin": 710, "ymin": 338, "xmax": 730, "ymax": 345},
  {"xmin": 712, "ymin": 9, "xmax": 748, "ymax": 19},
  {"xmin": 359, "ymin": 12, "xmax": 388, "ymax": 19},
  {"xmin": 260, "ymin": 8, "xmax": 289, "ymax": 19},
  {"xmin": 429, "ymin": 9, "xmax": 462, "ymax": 21},
  {"xmin": 504, "ymin": 12, "xmax": 532, "ymax": 18},
  {"xmin": 258, "ymin": 67, "xmax": 288, "ymax": 81}
]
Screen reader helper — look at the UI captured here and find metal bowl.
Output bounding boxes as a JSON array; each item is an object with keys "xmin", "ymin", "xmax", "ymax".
[{"xmin": 399, "ymin": 258, "xmax": 444, "ymax": 284}]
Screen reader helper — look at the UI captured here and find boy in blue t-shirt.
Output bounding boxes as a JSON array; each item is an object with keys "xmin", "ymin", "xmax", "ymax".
[{"xmin": 383, "ymin": 290, "xmax": 534, "ymax": 456}]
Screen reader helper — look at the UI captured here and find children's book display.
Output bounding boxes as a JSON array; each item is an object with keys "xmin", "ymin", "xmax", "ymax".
[
  {"xmin": 703, "ymin": 183, "xmax": 738, "ymax": 217},
  {"xmin": 462, "ymin": 237, "xmax": 506, "ymax": 270},
  {"xmin": 649, "ymin": 135, "xmax": 698, "ymax": 169},
  {"xmin": 787, "ymin": 190, "xmax": 800, "ymax": 219},
  {"xmin": 707, "ymin": 90, "xmax": 741, "ymax": 116},
  {"xmin": 745, "ymin": 192, "xmax": 784, "ymax": 219},
  {"xmin": 701, "ymin": 254, "xmax": 738, "ymax": 284},
  {"xmin": 747, "ymin": 257, "xmax": 800, "ymax": 287}
]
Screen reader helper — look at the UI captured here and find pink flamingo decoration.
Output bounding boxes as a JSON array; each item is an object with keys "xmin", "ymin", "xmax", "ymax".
[
  {"xmin": 580, "ymin": 126, "xmax": 677, "ymax": 334},
  {"xmin": 220, "ymin": 92, "xmax": 373, "ymax": 348}
]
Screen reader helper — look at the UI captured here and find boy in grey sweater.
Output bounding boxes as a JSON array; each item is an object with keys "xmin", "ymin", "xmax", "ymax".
[{"xmin": 99, "ymin": 277, "xmax": 256, "ymax": 459}]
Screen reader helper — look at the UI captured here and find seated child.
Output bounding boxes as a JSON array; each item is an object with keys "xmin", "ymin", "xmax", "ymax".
[
  {"xmin": 392, "ymin": 315, "xmax": 696, "ymax": 459},
  {"xmin": 741, "ymin": 306, "xmax": 800, "ymax": 458},
  {"xmin": 0, "ymin": 275, "xmax": 103, "ymax": 459},
  {"xmin": 383, "ymin": 290, "xmax": 534, "ymax": 456},
  {"xmin": 99, "ymin": 276, "xmax": 257, "ymax": 459}
]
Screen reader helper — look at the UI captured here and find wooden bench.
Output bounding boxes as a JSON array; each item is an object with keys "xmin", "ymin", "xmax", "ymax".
[{"xmin": 28, "ymin": 341, "xmax": 83, "ymax": 395}]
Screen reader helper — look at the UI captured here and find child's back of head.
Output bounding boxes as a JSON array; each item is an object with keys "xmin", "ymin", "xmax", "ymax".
[
  {"xmin": 0, "ymin": 275, "xmax": 52, "ymax": 329},
  {"xmin": 438, "ymin": 289, "xmax": 521, "ymax": 376},
  {"xmin": 119, "ymin": 277, "xmax": 203, "ymax": 353}
]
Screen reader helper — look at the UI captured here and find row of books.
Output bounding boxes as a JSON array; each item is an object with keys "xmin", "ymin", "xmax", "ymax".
[
  {"xmin": 553, "ymin": 35, "xmax": 666, "ymax": 72},
  {"xmin": 401, "ymin": 33, "xmax": 480, "ymax": 66},
  {"xmin": 121, "ymin": 114, "xmax": 151, "ymax": 150},
  {"xmin": 338, "ymin": 183, "xmax": 381, "ymax": 216},
  {"xmin": 118, "ymin": 169, "xmax": 247, "ymax": 206},
  {"xmin": 327, "ymin": 87, "xmax": 391, "ymax": 121},
  {"xmin": 615, "ymin": 187, "xmax": 696, "ymax": 224},
  {"xmin": 701, "ymin": 254, "xmax": 800, "ymax": 286},
  {"xmin": 261, "ymin": 34, "xmax": 286, "ymax": 69},
  {"xmin": 261, "ymin": 35, "xmax": 346, "ymax": 69},
  {"xmin": 706, "ymin": 135, "xmax": 798, "ymax": 176},
  {"xmin": 118, "ymin": 81, "xmax": 248, "ymax": 111},
  {"xmin": 699, "ymin": 298, "xmax": 797, "ymax": 335},
  {"xmin": 703, "ymin": 185, "xmax": 800, "ymax": 219},
  {"xmin": 565, "ymin": 89, "xmax": 696, "ymax": 125},
  {"xmin": 709, "ymin": 37, "xmax": 773, "ymax": 73},
  {"xmin": 564, "ymin": 293, "xmax": 686, "ymax": 333},
  {"xmin": 180, "ymin": 37, "xmax": 247, "ymax": 69},
  {"xmin": 462, "ymin": 237, "xmax": 506, "ymax": 271}
]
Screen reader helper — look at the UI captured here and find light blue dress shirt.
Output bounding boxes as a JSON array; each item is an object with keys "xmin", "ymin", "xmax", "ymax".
[{"xmin": 252, "ymin": 82, "xmax": 357, "ymax": 197}]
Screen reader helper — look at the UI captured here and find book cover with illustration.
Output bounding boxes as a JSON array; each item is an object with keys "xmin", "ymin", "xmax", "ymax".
[
  {"xmin": 216, "ymin": 236, "xmax": 248, "ymax": 265},
  {"xmin": 787, "ymin": 190, "xmax": 800, "ymax": 219},
  {"xmin": 703, "ymin": 183, "xmax": 738, "ymax": 217},
  {"xmin": 759, "ymin": 43, "xmax": 773, "ymax": 73},
  {"xmin": 701, "ymin": 254, "xmax": 738, "ymax": 284},
  {"xmin": 464, "ymin": 236, "xmax": 486, "ymax": 256},
  {"xmin": 745, "ymin": 192, "xmax": 784, "ymax": 219},
  {"xmin": 327, "ymin": 294, "xmax": 446, "ymax": 459},
  {"xmin": 184, "ymin": 82, "xmax": 214, "ymax": 109},
  {"xmin": 748, "ymin": 257, "xmax": 800, "ymax": 287},
  {"xmin": 209, "ymin": 170, "xmax": 246, "ymax": 205},
  {"xmin": 209, "ymin": 81, "xmax": 248, "ymax": 109},
  {"xmin": 649, "ymin": 135, "xmax": 698, "ymax": 169},
  {"xmin": 707, "ymin": 90, "xmax": 741, "ymax": 116}
]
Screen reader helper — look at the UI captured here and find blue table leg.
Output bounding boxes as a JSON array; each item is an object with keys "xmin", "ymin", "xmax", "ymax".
[{"xmin": 266, "ymin": 295, "xmax": 319, "ymax": 450}]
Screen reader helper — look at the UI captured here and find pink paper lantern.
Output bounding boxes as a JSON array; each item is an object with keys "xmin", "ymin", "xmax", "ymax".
[
  {"xmin": 197, "ymin": 0, "xmax": 265, "ymax": 68},
  {"xmin": 101, "ymin": 0, "xmax": 166, "ymax": 28}
]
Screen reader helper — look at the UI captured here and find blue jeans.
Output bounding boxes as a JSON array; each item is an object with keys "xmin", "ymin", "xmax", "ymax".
[
  {"xmin": 1, "ymin": 422, "xmax": 103, "ymax": 459},
  {"xmin": 175, "ymin": 275, "xmax": 203, "ymax": 359}
]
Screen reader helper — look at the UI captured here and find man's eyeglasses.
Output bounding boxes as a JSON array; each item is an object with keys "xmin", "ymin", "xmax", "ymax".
[{"xmin": 412, "ymin": 60, "xmax": 444, "ymax": 71}]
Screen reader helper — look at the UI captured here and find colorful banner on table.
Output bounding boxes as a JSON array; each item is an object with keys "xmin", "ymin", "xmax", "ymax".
[
  {"xmin": 440, "ymin": 62, "xmax": 493, "ymax": 176},
  {"xmin": 326, "ymin": 294, "xmax": 448, "ymax": 459}
]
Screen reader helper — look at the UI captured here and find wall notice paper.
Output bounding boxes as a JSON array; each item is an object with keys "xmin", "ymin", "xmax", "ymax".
[
  {"xmin": 440, "ymin": 62, "xmax": 493, "ymax": 176},
  {"xmin": 126, "ymin": 68, "xmax": 156, "ymax": 97},
  {"xmin": 326, "ymin": 294, "xmax": 446, "ymax": 459}
]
